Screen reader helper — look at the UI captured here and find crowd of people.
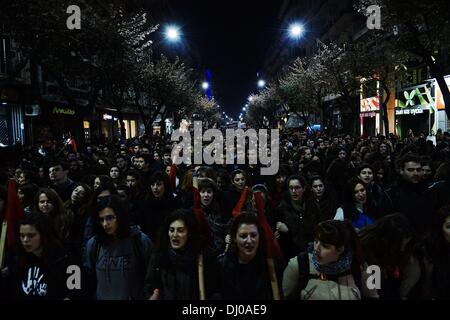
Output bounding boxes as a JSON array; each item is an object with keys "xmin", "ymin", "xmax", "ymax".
[{"xmin": 0, "ymin": 127, "xmax": 449, "ymax": 300}]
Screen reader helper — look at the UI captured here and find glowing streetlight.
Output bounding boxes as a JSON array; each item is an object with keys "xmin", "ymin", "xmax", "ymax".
[
  {"xmin": 289, "ymin": 23, "xmax": 304, "ymax": 39},
  {"xmin": 242, "ymin": 107, "xmax": 246, "ymax": 111},
  {"xmin": 257, "ymin": 80, "xmax": 266, "ymax": 88},
  {"xmin": 165, "ymin": 26, "xmax": 181, "ymax": 42},
  {"xmin": 202, "ymin": 82, "xmax": 209, "ymax": 90}
]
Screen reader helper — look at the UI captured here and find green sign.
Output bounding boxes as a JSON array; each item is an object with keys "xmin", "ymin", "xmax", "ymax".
[{"xmin": 396, "ymin": 83, "xmax": 435, "ymax": 112}]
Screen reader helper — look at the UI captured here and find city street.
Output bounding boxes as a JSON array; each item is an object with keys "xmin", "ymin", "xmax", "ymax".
[{"xmin": 0, "ymin": 0, "xmax": 449, "ymax": 304}]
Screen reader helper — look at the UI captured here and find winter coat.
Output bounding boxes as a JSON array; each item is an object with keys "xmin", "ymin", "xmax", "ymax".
[
  {"xmin": 216, "ymin": 250, "xmax": 283, "ymax": 300},
  {"xmin": 144, "ymin": 248, "xmax": 218, "ymax": 300},
  {"xmin": 273, "ymin": 195, "xmax": 317, "ymax": 258}
]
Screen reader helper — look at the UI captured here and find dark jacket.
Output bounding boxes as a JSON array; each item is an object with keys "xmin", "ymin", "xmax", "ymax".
[
  {"xmin": 6, "ymin": 249, "xmax": 69, "ymax": 300},
  {"xmin": 216, "ymin": 250, "xmax": 283, "ymax": 300},
  {"xmin": 144, "ymin": 248, "xmax": 218, "ymax": 300},
  {"xmin": 380, "ymin": 179, "xmax": 436, "ymax": 237},
  {"xmin": 273, "ymin": 195, "xmax": 317, "ymax": 258},
  {"xmin": 305, "ymin": 188, "xmax": 338, "ymax": 223},
  {"xmin": 136, "ymin": 193, "xmax": 179, "ymax": 242}
]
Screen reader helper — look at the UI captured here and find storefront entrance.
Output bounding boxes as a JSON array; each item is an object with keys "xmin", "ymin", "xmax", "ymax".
[{"xmin": 396, "ymin": 110, "xmax": 430, "ymax": 138}]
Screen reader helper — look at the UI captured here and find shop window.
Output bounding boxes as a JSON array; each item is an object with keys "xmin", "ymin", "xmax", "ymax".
[
  {"xmin": 83, "ymin": 121, "xmax": 90, "ymax": 141},
  {"xmin": 130, "ymin": 120, "xmax": 136, "ymax": 138},
  {"xmin": 123, "ymin": 120, "xmax": 130, "ymax": 139}
]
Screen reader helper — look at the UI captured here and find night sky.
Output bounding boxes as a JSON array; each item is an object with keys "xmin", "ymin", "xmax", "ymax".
[{"xmin": 165, "ymin": 0, "xmax": 284, "ymax": 118}]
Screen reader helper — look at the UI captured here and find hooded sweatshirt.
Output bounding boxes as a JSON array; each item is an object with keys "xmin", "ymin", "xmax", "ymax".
[{"xmin": 84, "ymin": 226, "xmax": 152, "ymax": 300}]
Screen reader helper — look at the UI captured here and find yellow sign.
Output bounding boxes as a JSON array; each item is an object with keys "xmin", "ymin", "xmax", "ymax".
[{"xmin": 52, "ymin": 106, "xmax": 75, "ymax": 115}]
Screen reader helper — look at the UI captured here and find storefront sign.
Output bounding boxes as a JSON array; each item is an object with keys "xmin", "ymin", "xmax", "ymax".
[
  {"xmin": 397, "ymin": 83, "xmax": 434, "ymax": 109},
  {"xmin": 103, "ymin": 113, "xmax": 118, "ymax": 121},
  {"xmin": 360, "ymin": 96, "xmax": 380, "ymax": 112},
  {"xmin": 361, "ymin": 112, "xmax": 377, "ymax": 118},
  {"xmin": 52, "ymin": 106, "xmax": 75, "ymax": 115},
  {"xmin": 396, "ymin": 83, "xmax": 434, "ymax": 116},
  {"xmin": 395, "ymin": 108, "xmax": 424, "ymax": 115}
]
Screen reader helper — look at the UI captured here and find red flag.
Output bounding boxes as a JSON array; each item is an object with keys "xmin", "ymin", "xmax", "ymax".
[
  {"xmin": 253, "ymin": 191, "xmax": 282, "ymax": 259},
  {"xmin": 192, "ymin": 187, "xmax": 213, "ymax": 242},
  {"xmin": 168, "ymin": 164, "xmax": 177, "ymax": 192},
  {"xmin": 4, "ymin": 179, "xmax": 24, "ymax": 247},
  {"xmin": 232, "ymin": 186, "xmax": 249, "ymax": 218}
]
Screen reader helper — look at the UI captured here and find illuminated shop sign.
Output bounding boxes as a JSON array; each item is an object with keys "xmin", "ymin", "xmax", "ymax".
[
  {"xmin": 396, "ymin": 83, "xmax": 434, "ymax": 109},
  {"xmin": 52, "ymin": 107, "xmax": 75, "ymax": 115},
  {"xmin": 360, "ymin": 96, "xmax": 380, "ymax": 113},
  {"xmin": 395, "ymin": 108, "xmax": 424, "ymax": 115},
  {"xmin": 103, "ymin": 113, "xmax": 118, "ymax": 121}
]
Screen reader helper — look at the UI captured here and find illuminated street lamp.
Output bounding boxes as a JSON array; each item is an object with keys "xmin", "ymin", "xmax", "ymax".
[
  {"xmin": 289, "ymin": 23, "xmax": 304, "ymax": 39},
  {"xmin": 257, "ymin": 80, "xmax": 266, "ymax": 88},
  {"xmin": 202, "ymin": 82, "xmax": 209, "ymax": 90},
  {"xmin": 165, "ymin": 25, "xmax": 181, "ymax": 42}
]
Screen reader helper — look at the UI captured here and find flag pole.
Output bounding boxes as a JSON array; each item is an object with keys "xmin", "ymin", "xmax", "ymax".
[
  {"xmin": 267, "ymin": 258, "xmax": 280, "ymax": 300},
  {"xmin": 253, "ymin": 191, "xmax": 281, "ymax": 300},
  {"xmin": 198, "ymin": 253, "xmax": 206, "ymax": 300},
  {"xmin": 0, "ymin": 220, "xmax": 7, "ymax": 269}
]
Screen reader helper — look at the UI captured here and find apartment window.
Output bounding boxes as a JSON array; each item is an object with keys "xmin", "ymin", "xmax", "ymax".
[{"xmin": 0, "ymin": 38, "xmax": 7, "ymax": 74}]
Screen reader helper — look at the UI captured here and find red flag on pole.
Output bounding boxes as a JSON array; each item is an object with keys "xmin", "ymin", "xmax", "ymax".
[
  {"xmin": 168, "ymin": 164, "xmax": 177, "ymax": 192},
  {"xmin": 4, "ymin": 179, "xmax": 24, "ymax": 247},
  {"xmin": 192, "ymin": 186, "xmax": 213, "ymax": 242},
  {"xmin": 253, "ymin": 191, "xmax": 283, "ymax": 259},
  {"xmin": 232, "ymin": 186, "xmax": 249, "ymax": 218}
]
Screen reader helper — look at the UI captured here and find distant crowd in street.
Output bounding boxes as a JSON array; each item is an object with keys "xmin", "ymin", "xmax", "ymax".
[{"xmin": 0, "ymin": 126, "xmax": 449, "ymax": 300}]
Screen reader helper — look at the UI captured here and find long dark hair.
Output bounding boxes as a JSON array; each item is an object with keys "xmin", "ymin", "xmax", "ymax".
[
  {"xmin": 358, "ymin": 213, "xmax": 415, "ymax": 267},
  {"xmin": 18, "ymin": 213, "xmax": 62, "ymax": 265},
  {"xmin": 314, "ymin": 219, "xmax": 364, "ymax": 266},
  {"xmin": 33, "ymin": 187, "xmax": 66, "ymax": 217},
  {"xmin": 342, "ymin": 178, "xmax": 377, "ymax": 221},
  {"xmin": 147, "ymin": 171, "xmax": 171, "ymax": 201},
  {"xmin": 92, "ymin": 195, "xmax": 130, "ymax": 244},
  {"xmin": 154, "ymin": 209, "xmax": 202, "ymax": 267}
]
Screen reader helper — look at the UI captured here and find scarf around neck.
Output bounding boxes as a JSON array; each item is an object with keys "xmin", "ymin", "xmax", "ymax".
[{"xmin": 308, "ymin": 243, "xmax": 353, "ymax": 276}]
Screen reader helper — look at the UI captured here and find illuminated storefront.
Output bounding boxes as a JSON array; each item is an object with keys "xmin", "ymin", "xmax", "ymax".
[{"xmin": 395, "ymin": 82, "xmax": 436, "ymax": 138}]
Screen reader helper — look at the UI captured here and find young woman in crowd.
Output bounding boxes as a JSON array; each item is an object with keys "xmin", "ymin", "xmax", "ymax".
[
  {"xmin": 33, "ymin": 187, "xmax": 73, "ymax": 241},
  {"xmin": 282, "ymin": 219, "xmax": 378, "ymax": 300},
  {"xmin": 83, "ymin": 195, "xmax": 152, "ymax": 300},
  {"xmin": 273, "ymin": 175, "xmax": 316, "ymax": 258},
  {"xmin": 358, "ymin": 213, "xmax": 417, "ymax": 299},
  {"xmin": 136, "ymin": 171, "xmax": 178, "ymax": 242},
  {"xmin": 64, "ymin": 183, "xmax": 93, "ymax": 262},
  {"xmin": 144, "ymin": 209, "xmax": 218, "ymax": 300},
  {"xmin": 4, "ymin": 213, "xmax": 69, "ymax": 300},
  {"xmin": 355, "ymin": 163, "xmax": 384, "ymax": 209},
  {"xmin": 196, "ymin": 177, "xmax": 230, "ymax": 256},
  {"xmin": 305, "ymin": 175, "xmax": 338, "ymax": 223},
  {"xmin": 17, "ymin": 183, "xmax": 39, "ymax": 215},
  {"xmin": 334, "ymin": 178, "xmax": 378, "ymax": 231},
  {"xmin": 217, "ymin": 212, "xmax": 284, "ymax": 300}
]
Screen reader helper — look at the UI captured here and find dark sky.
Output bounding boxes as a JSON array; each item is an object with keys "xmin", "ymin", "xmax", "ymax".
[{"xmin": 165, "ymin": 1, "xmax": 284, "ymax": 118}]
